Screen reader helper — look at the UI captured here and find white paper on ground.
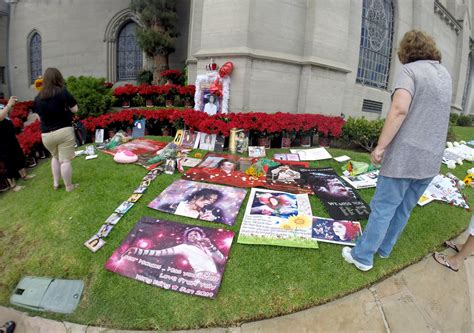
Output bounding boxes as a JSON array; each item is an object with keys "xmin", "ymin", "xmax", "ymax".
[
  {"xmin": 290, "ymin": 147, "xmax": 332, "ymax": 161},
  {"xmin": 85, "ymin": 155, "xmax": 98, "ymax": 160},
  {"xmin": 334, "ymin": 155, "xmax": 351, "ymax": 163}
]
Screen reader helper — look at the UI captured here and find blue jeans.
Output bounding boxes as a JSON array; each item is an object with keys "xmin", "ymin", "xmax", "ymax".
[{"xmin": 351, "ymin": 175, "xmax": 433, "ymax": 266}]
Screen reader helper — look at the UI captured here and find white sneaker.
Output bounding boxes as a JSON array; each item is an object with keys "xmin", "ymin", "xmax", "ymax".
[{"xmin": 342, "ymin": 247, "xmax": 373, "ymax": 271}]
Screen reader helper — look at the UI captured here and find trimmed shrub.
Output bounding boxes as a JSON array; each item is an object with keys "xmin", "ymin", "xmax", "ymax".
[
  {"xmin": 65, "ymin": 76, "xmax": 113, "ymax": 118},
  {"xmin": 342, "ymin": 117, "xmax": 384, "ymax": 152},
  {"xmin": 449, "ymin": 113, "xmax": 459, "ymax": 125},
  {"xmin": 137, "ymin": 70, "xmax": 154, "ymax": 85},
  {"xmin": 457, "ymin": 115, "xmax": 472, "ymax": 127}
]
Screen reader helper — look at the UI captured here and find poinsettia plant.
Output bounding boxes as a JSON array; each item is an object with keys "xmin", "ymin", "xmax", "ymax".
[{"xmin": 160, "ymin": 70, "xmax": 183, "ymax": 85}]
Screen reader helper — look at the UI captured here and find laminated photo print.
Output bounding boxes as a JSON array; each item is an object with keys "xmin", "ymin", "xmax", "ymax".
[
  {"xmin": 199, "ymin": 133, "xmax": 216, "ymax": 151},
  {"xmin": 180, "ymin": 130, "xmax": 200, "ymax": 149},
  {"xmin": 115, "ymin": 201, "xmax": 135, "ymax": 214},
  {"xmin": 311, "ymin": 217, "xmax": 362, "ymax": 246},
  {"xmin": 105, "ymin": 217, "xmax": 234, "ymax": 298},
  {"xmin": 248, "ymin": 146, "xmax": 266, "ymax": 158},
  {"xmin": 302, "ymin": 167, "xmax": 370, "ymax": 220},
  {"xmin": 237, "ymin": 188, "xmax": 317, "ymax": 249},
  {"xmin": 148, "ymin": 179, "xmax": 247, "ymax": 226},
  {"xmin": 105, "ymin": 213, "xmax": 123, "ymax": 225}
]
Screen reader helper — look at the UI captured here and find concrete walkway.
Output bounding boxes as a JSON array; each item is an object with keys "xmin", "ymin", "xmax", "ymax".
[{"xmin": 1, "ymin": 232, "xmax": 472, "ymax": 333}]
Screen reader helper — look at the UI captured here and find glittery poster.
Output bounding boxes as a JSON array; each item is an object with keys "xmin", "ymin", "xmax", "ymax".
[
  {"xmin": 148, "ymin": 180, "xmax": 247, "ymax": 226},
  {"xmin": 105, "ymin": 217, "xmax": 235, "ymax": 299}
]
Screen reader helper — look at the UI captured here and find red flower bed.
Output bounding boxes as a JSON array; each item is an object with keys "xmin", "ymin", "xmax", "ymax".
[
  {"xmin": 82, "ymin": 108, "xmax": 345, "ymax": 139},
  {"xmin": 16, "ymin": 120, "xmax": 42, "ymax": 156}
]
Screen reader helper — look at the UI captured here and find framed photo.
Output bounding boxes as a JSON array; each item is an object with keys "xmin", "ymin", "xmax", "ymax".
[
  {"xmin": 194, "ymin": 72, "xmax": 230, "ymax": 114},
  {"xmin": 248, "ymin": 146, "xmax": 266, "ymax": 158},
  {"xmin": 199, "ymin": 133, "xmax": 216, "ymax": 151}
]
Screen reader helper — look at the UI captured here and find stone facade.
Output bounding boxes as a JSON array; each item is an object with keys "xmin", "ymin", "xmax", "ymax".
[
  {"xmin": 3, "ymin": 0, "xmax": 190, "ymax": 100},
  {"xmin": 1, "ymin": 0, "xmax": 473, "ymax": 117},
  {"xmin": 187, "ymin": 0, "xmax": 474, "ymax": 117}
]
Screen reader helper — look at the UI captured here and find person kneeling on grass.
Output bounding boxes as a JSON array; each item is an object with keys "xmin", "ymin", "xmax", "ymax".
[
  {"xmin": 433, "ymin": 215, "xmax": 474, "ymax": 272},
  {"xmin": 342, "ymin": 30, "xmax": 452, "ymax": 271}
]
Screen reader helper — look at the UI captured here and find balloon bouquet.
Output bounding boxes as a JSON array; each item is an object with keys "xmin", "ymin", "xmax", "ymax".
[{"xmin": 209, "ymin": 61, "xmax": 234, "ymax": 98}]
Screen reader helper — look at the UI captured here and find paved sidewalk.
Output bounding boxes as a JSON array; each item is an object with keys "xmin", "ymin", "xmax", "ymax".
[{"xmin": 1, "ymin": 232, "xmax": 472, "ymax": 333}]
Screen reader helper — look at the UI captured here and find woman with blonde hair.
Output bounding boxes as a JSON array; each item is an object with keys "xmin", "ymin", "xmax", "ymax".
[
  {"xmin": 34, "ymin": 68, "xmax": 79, "ymax": 191},
  {"xmin": 343, "ymin": 30, "xmax": 452, "ymax": 271}
]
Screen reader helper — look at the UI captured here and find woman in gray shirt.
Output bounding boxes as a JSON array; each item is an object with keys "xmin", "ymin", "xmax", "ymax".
[{"xmin": 342, "ymin": 30, "xmax": 452, "ymax": 271}]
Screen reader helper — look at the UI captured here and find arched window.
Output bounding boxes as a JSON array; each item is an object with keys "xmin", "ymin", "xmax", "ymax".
[
  {"xmin": 461, "ymin": 52, "xmax": 472, "ymax": 113},
  {"xmin": 117, "ymin": 21, "xmax": 143, "ymax": 80},
  {"xmin": 356, "ymin": 0, "xmax": 394, "ymax": 89},
  {"xmin": 29, "ymin": 32, "xmax": 42, "ymax": 84}
]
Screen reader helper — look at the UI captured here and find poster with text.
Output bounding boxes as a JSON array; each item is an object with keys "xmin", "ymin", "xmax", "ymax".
[
  {"xmin": 311, "ymin": 217, "xmax": 362, "ymax": 246},
  {"xmin": 184, "ymin": 153, "xmax": 313, "ymax": 194},
  {"xmin": 105, "ymin": 217, "xmax": 234, "ymax": 299},
  {"xmin": 237, "ymin": 188, "xmax": 317, "ymax": 248},
  {"xmin": 302, "ymin": 167, "xmax": 370, "ymax": 220},
  {"xmin": 148, "ymin": 180, "xmax": 247, "ymax": 226}
]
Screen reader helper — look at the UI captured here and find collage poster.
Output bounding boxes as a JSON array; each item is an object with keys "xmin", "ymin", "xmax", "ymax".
[
  {"xmin": 237, "ymin": 188, "xmax": 318, "ymax": 248},
  {"xmin": 184, "ymin": 153, "xmax": 312, "ymax": 194},
  {"xmin": 302, "ymin": 167, "xmax": 371, "ymax": 220},
  {"xmin": 105, "ymin": 217, "xmax": 235, "ymax": 299},
  {"xmin": 311, "ymin": 217, "xmax": 362, "ymax": 246},
  {"xmin": 102, "ymin": 138, "xmax": 167, "ymax": 169},
  {"xmin": 148, "ymin": 180, "xmax": 247, "ymax": 226},
  {"xmin": 419, "ymin": 174, "xmax": 469, "ymax": 209}
]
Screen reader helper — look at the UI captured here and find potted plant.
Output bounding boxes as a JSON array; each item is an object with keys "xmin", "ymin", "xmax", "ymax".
[
  {"xmin": 113, "ymin": 84, "xmax": 138, "ymax": 108},
  {"xmin": 160, "ymin": 69, "xmax": 183, "ymax": 85},
  {"xmin": 179, "ymin": 85, "xmax": 196, "ymax": 108},
  {"xmin": 138, "ymin": 84, "xmax": 155, "ymax": 107}
]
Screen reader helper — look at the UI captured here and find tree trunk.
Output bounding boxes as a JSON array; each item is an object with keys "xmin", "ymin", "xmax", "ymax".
[{"xmin": 152, "ymin": 54, "xmax": 169, "ymax": 85}]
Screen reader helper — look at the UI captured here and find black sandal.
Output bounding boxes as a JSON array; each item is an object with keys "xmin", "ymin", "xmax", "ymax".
[{"xmin": 0, "ymin": 321, "xmax": 16, "ymax": 333}]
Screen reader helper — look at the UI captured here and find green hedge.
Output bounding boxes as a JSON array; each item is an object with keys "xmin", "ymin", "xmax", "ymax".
[
  {"xmin": 66, "ymin": 76, "xmax": 114, "ymax": 118},
  {"xmin": 457, "ymin": 115, "xmax": 472, "ymax": 127},
  {"xmin": 342, "ymin": 117, "xmax": 384, "ymax": 152}
]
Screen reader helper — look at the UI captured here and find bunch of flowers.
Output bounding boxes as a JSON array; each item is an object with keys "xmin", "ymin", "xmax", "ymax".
[
  {"xmin": 178, "ymin": 85, "xmax": 196, "ymax": 104},
  {"xmin": 138, "ymin": 84, "xmax": 156, "ymax": 98},
  {"xmin": 160, "ymin": 70, "xmax": 183, "ymax": 84},
  {"xmin": 81, "ymin": 108, "xmax": 345, "ymax": 140},
  {"xmin": 113, "ymin": 84, "xmax": 139, "ymax": 100},
  {"xmin": 160, "ymin": 84, "xmax": 180, "ymax": 101},
  {"xmin": 16, "ymin": 120, "xmax": 42, "ymax": 156},
  {"xmin": 103, "ymin": 82, "xmax": 113, "ymax": 89},
  {"xmin": 34, "ymin": 77, "xmax": 43, "ymax": 91}
]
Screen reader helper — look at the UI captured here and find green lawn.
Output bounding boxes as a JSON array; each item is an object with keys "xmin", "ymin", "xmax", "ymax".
[{"xmin": 0, "ymin": 128, "xmax": 473, "ymax": 331}]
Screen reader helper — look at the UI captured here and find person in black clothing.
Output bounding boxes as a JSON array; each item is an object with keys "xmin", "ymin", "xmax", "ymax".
[
  {"xmin": 0, "ymin": 96, "xmax": 34, "ymax": 192},
  {"xmin": 34, "ymin": 68, "xmax": 79, "ymax": 192}
]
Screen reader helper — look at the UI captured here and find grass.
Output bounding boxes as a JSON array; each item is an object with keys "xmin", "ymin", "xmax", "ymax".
[{"xmin": 1, "ymin": 128, "xmax": 473, "ymax": 330}]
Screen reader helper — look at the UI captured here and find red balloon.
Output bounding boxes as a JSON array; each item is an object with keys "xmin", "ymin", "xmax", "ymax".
[
  {"xmin": 218, "ymin": 61, "xmax": 234, "ymax": 78},
  {"xmin": 210, "ymin": 78, "xmax": 223, "ymax": 96}
]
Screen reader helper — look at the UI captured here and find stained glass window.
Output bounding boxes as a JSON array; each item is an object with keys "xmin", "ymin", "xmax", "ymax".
[
  {"xmin": 356, "ymin": 0, "xmax": 394, "ymax": 89},
  {"xmin": 30, "ymin": 33, "xmax": 42, "ymax": 84},
  {"xmin": 117, "ymin": 21, "xmax": 143, "ymax": 80}
]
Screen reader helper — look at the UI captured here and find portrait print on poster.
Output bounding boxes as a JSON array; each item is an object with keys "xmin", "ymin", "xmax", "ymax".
[{"xmin": 105, "ymin": 217, "xmax": 235, "ymax": 298}]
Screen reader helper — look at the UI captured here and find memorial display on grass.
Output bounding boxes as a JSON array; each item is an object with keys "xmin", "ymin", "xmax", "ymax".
[
  {"xmin": 311, "ymin": 217, "xmax": 362, "ymax": 246},
  {"xmin": 84, "ymin": 167, "xmax": 163, "ymax": 252},
  {"xmin": 184, "ymin": 153, "xmax": 312, "ymax": 194},
  {"xmin": 237, "ymin": 188, "xmax": 317, "ymax": 248},
  {"xmin": 341, "ymin": 170, "xmax": 379, "ymax": 189},
  {"xmin": 105, "ymin": 217, "xmax": 234, "ymax": 299},
  {"xmin": 102, "ymin": 138, "xmax": 167, "ymax": 169},
  {"xmin": 180, "ymin": 130, "xmax": 201, "ymax": 149},
  {"xmin": 290, "ymin": 147, "xmax": 332, "ymax": 161},
  {"xmin": 417, "ymin": 174, "xmax": 469, "ymax": 209},
  {"xmin": 302, "ymin": 167, "xmax": 371, "ymax": 220},
  {"xmin": 148, "ymin": 180, "xmax": 247, "ymax": 226}
]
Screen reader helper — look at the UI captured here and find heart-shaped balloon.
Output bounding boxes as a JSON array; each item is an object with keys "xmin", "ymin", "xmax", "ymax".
[
  {"xmin": 210, "ymin": 78, "xmax": 223, "ymax": 96},
  {"xmin": 218, "ymin": 61, "xmax": 234, "ymax": 78}
]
